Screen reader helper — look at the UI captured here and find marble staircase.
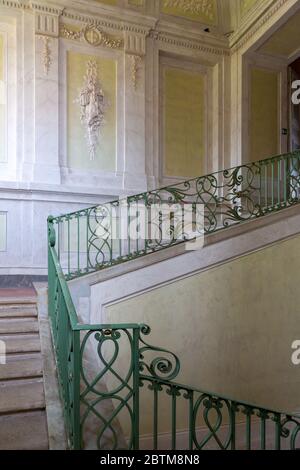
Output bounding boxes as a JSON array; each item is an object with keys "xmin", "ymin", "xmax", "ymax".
[{"xmin": 0, "ymin": 296, "xmax": 49, "ymax": 450}]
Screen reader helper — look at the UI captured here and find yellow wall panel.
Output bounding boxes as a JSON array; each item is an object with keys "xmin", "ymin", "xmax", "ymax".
[
  {"xmin": 250, "ymin": 68, "xmax": 279, "ymax": 162},
  {"xmin": 163, "ymin": 67, "xmax": 205, "ymax": 178},
  {"xmin": 67, "ymin": 51, "xmax": 116, "ymax": 172},
  {"xmin": 161, "ymin": 0, "xmax": 217, "ymax": 25},
  {"xmin": 0, "ymin": 34, "xmax": 6, "ymax": 163}
]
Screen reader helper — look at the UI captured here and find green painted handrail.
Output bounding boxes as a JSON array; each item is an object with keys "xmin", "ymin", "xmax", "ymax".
[
  {"xmin": 51, "ymin": 150, "xmax": 300, "ymax": 280},
  {"xmin": 47, "ymin": 151, "xmax": 300, "ymax": 450}
]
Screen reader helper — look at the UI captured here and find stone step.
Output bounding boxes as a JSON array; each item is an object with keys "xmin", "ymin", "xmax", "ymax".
[
  {"xmin": 0, "ymin": 410, "xmax": 48, "ymax": 450},
  {"xmin": 0, "ymin": 334, "xmax": 41, "ymax": 354},
  {"xmin": 0, "ymin": 318, "xmax": 39, "ymax": 334},
  {"xmin": 0, "ymin": 378, "xmax": 45, "ymax": 414},
  {"xmin": 0, "ymin": 306, "xmax": 37, "ymax": 318},
  {"xmin": 0, "ymin": 353, "xmax": 43, "ymax": 380},
  {"xmin": 0, "ymin": 298, "xmax": 36, "ymax": 306}
]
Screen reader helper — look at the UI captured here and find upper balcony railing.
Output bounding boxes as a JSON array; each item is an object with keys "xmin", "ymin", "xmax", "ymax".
[
  {"xmin": 47, "ymin": 150, "xmax": 300, "ymax": 450},
  {"xmin": 52, "ymin": 151, "xmax": 300, "ymax": 280}
]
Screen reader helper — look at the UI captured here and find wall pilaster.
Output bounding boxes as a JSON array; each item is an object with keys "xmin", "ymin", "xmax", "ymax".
[
  {"xmin": 31, "ymin": 2, "xmax": 63, "ymax": 184},
  {"xmin": 123, "ymin": 28, "xmax": 149, "ymax": 191}
]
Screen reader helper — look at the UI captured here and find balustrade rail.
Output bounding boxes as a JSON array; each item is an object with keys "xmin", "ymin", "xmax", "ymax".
[
  {"xmin": 48, "ymin": 152, "xmax": 300, "ymax": 450},
  {"xmin": 52, "ymin": 151, "xmax": 300, "ymax": 280},
  {"xmin": 48, "ymin": 216, "xmax": 300, "ymax": 450}
]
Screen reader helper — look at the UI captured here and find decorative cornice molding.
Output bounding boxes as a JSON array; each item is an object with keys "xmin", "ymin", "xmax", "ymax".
[
  {"xmin": 30, "ymin": 1, "xmax": 64, "ymax": 16},
  {"xmin": 149, "ymin": 29, "xmax": 229, "ymax": 56},
  {"xmin": 230, "ymin": 0, "xmax": 290, "ymax": 52},
  {"xmin": 61, "ymin": 10, "xmax": 153, "ymax": 36},
  {"xmin": 0, "ymin": 0, "xmax": 29, "ymax": 8},
  {"xmin": 0, "ymin": 1, "xmax": 227, "ymax": 55},
  {"xmin": 0, "ymin": 0, "xmax": 295, "ymax": 58}
]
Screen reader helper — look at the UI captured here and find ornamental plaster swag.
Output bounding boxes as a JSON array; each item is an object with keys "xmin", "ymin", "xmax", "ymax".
[
  {"xmin": 38, "ymin": 35, "xmax": 51, "ymax": 75},
  {"xmin": 76, "ymin": 60, "xmax": 108, "ymax": 161},
  {"xmin": 60, "ymin": 23, "xmax": 123, "ymax": 49}
]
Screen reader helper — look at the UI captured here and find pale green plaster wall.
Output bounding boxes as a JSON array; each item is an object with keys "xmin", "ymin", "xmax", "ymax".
[
  {"xmin": 106, "ymin": 235, "xmax": 300, "ymax": 435},
  {"xmin": 67, "ymin": 51, "xmax": 117, "ymax": 172}
]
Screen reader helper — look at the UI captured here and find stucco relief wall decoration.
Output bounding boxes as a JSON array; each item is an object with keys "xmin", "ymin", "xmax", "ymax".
[
  {"xmin": 162, "ymin": 0, "xmax": 217, "ymax": 24},
  {"xmin": 39, "ymin": 36, "xmax": 52, "ymax": 75},
  {"xmin": 60, "ymin": 23, "xmax": 123, "ymax": 49},
  {"xmin": 130, "ymin": 54, "xmax": 142, "ymax": 91},
  {"xmin": 76, "ymin": 60, "xmax": 108, "ymax": 160}
]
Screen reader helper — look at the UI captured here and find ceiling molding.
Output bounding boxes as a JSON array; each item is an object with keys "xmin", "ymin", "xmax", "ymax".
[
  {"xmin": 0, "ymin": 0, "xmax": 299, "ymax": 58},
  {"xmin": 0, "ymin": 0, "xmax": 29, "ymax": 8},
  {"xmin": 230, "ymin": 0, "xmax": 292, "ymax": 52},
  {"xmin": 149, "ymin": 29, "xmax": 229, "ymax": 56}
]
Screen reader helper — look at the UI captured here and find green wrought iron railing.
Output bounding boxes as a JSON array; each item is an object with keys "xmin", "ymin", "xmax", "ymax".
[
  {"xmin": 52, "ymin": 151, "xmax": 300, "ymax": 281},
  {"xmin": 48, "ymin": 201, "xmax": 300, "ymax": 450}
]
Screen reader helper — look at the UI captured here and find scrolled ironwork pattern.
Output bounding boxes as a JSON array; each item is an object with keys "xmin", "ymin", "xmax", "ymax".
[
  {"xmin": 52, "ymin": 151, "xmax": 300, "ymax": 280},
  {"xmin": 47, "ymin": 212, "xmax": 300, "ymax": 451},
  {"xmin": 79, "ymin": 327, "xmax": 140, "ymax": 450},
  {"xmin": 139, "ymin": 373, "xmax": 300, "ymax": 450},
  {"xmin": 280, "ymin": 416, "xmax": 300, "ymax": 450},
  {"xmin": 139, "ymin": 325, "xmax": 180, "ymax": 381}
]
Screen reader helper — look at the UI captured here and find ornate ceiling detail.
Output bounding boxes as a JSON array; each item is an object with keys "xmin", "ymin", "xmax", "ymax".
[
  {"xmin": 0, "ymin": 0, "xmax": 289, "ymax": 57},
  {"xmin": 161, "ymin": 0, "xmax": 217, "ymax": 24},
  {"xmin": 60, "ymin": 23, "xmax": 123, "ymax": 49},
  {"xmin": 76, "ymin": 60, "xmax": 108, "ymax": 160}
]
